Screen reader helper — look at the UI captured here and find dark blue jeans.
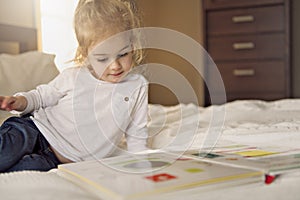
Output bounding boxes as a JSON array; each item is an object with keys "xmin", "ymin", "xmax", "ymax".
[{"xmin": 0, "ymin": 116, "xmax": 61, "ymax": 172}]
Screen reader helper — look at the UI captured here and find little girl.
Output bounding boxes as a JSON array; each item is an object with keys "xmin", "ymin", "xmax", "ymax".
[{"xmin": 0, "ymin": 0, "xmax": 148, "ymax": 172}]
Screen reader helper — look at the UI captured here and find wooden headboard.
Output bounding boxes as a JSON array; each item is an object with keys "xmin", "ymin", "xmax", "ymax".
[{"xmin": 0, "ymin": 23, "xmax": 37, "ymax": 54}]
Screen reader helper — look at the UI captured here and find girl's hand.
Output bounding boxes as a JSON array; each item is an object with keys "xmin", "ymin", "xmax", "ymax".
[{"xmin": 0, "ymin": 96, "xmax": 28, "ymax": 112}]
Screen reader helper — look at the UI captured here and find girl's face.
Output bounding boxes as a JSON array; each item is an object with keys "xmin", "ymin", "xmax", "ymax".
[{"xmin": 88, "ymin": 34, "xmax": 133, "ymax": 83}]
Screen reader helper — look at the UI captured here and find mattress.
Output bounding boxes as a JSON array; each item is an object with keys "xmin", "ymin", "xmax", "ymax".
[{"xmin": 1, "ymin": 99, "xmax": 300, "ymax": 200}]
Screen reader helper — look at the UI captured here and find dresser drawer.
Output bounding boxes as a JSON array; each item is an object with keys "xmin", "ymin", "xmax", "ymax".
[
  {"xmin": 208, "ymin": 33, "xmax": 285, "ymax": 61},
  {"xmin": 226, "ymin": 93, "xmax": 286, "ymax": 101},
  {"xmin": 204, "ymin": 0, "xmax": 284, "ymax": 10},
  {"xmin": 207, "ymin": 5, "xmax": 284, "ymax": 35},
  {"xmin": 203, "ymin": 0, "xmax": 290, "ymax": 105},
  {"xmin": 216, "ymin": 61, "xmax": 286, "ymax": 93}
]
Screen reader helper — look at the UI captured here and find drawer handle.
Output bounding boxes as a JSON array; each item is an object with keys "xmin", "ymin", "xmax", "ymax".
[
  {"xmin": 232, "ymin": 15, "xmax": 254, "ymax": 23},
  {"xmin": 233, "ymin": 42, "xmax": 255, "ymax": 50},
  {"xmin": 233, "ymin": 69, "xmax": 255, "ymax": 77}
]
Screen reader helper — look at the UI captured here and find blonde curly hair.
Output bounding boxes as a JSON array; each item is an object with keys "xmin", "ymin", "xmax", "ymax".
[{"xmin": 74, "ymin": 0, "xmax": 143, "ymax": 66}]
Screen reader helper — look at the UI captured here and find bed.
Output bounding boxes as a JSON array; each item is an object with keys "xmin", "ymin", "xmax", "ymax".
[{"xmin": 0, "ymin": 24, "xmax": 300, "ymax": 200}]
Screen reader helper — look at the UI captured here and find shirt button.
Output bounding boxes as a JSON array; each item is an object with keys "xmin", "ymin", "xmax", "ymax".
[{"xmin": 124, "ymin": 97, "xmax": 129, "ymax": 102}]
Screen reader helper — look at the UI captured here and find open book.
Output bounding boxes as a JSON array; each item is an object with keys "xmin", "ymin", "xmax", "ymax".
[
  {"xmin": 58, "ymin": 152, "xmax": 263, "ymax": 200},
  {"xmin": 184, "ymin": 144, "xmax": 300, "ymax": 183}
]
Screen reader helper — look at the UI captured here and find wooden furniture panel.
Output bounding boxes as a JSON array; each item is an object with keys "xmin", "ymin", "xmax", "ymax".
[
  {"xmin": 207, "ymin": 5, "xmax": 284, "ymax": 35},
  {"xmin": 208, "ymin": 33, "xmax": 285, "ymax": 61},
  {"xmin": 204, "ymin": 0, "xmax": 284, "ymax": 10},
  {"xmin": 226, "ymin": 92, "xmax": 286, "ymax": 101},
  {"xmin": 218, "ymin": 61, "xmax": 286, "ymax": 93},
  {"xmin": 203, "ymin": 0, "xmax": 290, "ymax": 105},
  {"xmin": 0, "ymin": 24, "xmax": 37, "ymax": 54}
]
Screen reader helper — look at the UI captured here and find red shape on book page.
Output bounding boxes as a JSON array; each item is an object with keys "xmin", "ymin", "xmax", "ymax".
[
  {"xmin": 265, "ymin": 175, "xmax": 278, "ymax": 184},
  {"xmin": 145, "ymin": 173, "xmax": 177, "ymax": 182}
]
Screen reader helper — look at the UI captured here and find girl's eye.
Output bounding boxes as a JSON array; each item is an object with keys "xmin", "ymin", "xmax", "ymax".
[
  {"xmin": 118, "ymin": 52, "xmax": 128, "ymax": 58},
  {"xmin": 97, "ymin": 58, "xmax": 108, "ymax": 62}
]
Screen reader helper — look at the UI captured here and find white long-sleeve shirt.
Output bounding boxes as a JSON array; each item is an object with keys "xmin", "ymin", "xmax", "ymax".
[{"xmin": 17, "ymin": 67, "xmax": 149, "ymax": 162}]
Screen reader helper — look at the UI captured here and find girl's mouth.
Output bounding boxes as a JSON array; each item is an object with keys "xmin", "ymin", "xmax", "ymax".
[{"xmin": 110, "ymin": 71, "xmax": 124, "ymax": 77}]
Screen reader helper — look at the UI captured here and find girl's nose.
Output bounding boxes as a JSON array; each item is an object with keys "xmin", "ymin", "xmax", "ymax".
[{"xmin": 109, "ymin": 59, "xmax": 121, "ymax": 70}]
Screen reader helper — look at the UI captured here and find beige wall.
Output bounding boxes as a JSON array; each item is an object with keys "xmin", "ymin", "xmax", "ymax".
[
  {"xmin": 0, "ymin": 0, "xmax": 41, "ymax": 49},
  {"xmin": 137, "ymin": 0, "xmax": 204, "ymax": 106},
  {"xmin": 0, "ymin": 0, "xmax": 37, "ymax": 28}
]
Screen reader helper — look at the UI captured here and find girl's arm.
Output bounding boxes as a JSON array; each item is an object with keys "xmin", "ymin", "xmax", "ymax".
[
  {"xmin": 17, "ymin": 83, "xmax": 65, "ymax": 115},
  {"xmin": 6, "ymin": 69, "xmax": 71, "ymax": 115}
]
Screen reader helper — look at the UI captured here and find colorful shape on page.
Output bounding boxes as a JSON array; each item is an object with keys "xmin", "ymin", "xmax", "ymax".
[
  {"xmin": 235, "ymin": 150, "xmax": 277, "ymax": 157},
  {"xmin": 145, "ymin": 173, "xmax": 177, "ymax": 182},
  {"xmin": 192, "ymin": 152, "xmax": 223, "ymax": 159},
  {"xmin": 185, "ymin": 168, "xmax": 204, "ymax": 173}
]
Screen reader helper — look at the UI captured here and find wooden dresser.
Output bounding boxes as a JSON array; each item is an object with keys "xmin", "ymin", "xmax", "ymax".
[{"xmin": 202, "ymin": 0, "xmax": 291, "ymax": 105}]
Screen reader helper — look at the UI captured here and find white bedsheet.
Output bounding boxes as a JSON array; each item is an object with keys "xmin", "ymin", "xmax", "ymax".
[
  {"xmin": 0, "ymin": 170, "xmax": 98, "ymax": 200},
  {"xmin": 148, "ymin": 99, "xmax": 300, "ymax": 150},
  {"xmin": 1, "ymin": 99, "xmax": 300, "ymax": 200}
]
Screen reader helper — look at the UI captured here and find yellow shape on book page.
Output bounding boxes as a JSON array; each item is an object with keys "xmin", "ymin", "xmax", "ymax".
[
  {"xmin": 235, "ymin": 150, "xmax": 277, "ymax": 157},
  {"xmin": 185, "ymin": 168, "xmax": 204, "ymax": 173}
]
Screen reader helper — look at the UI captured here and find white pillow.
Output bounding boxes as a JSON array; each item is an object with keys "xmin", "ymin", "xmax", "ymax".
[{"xmin": 0, "ymin": 51, "xmax": 59, "ymax": 124}]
